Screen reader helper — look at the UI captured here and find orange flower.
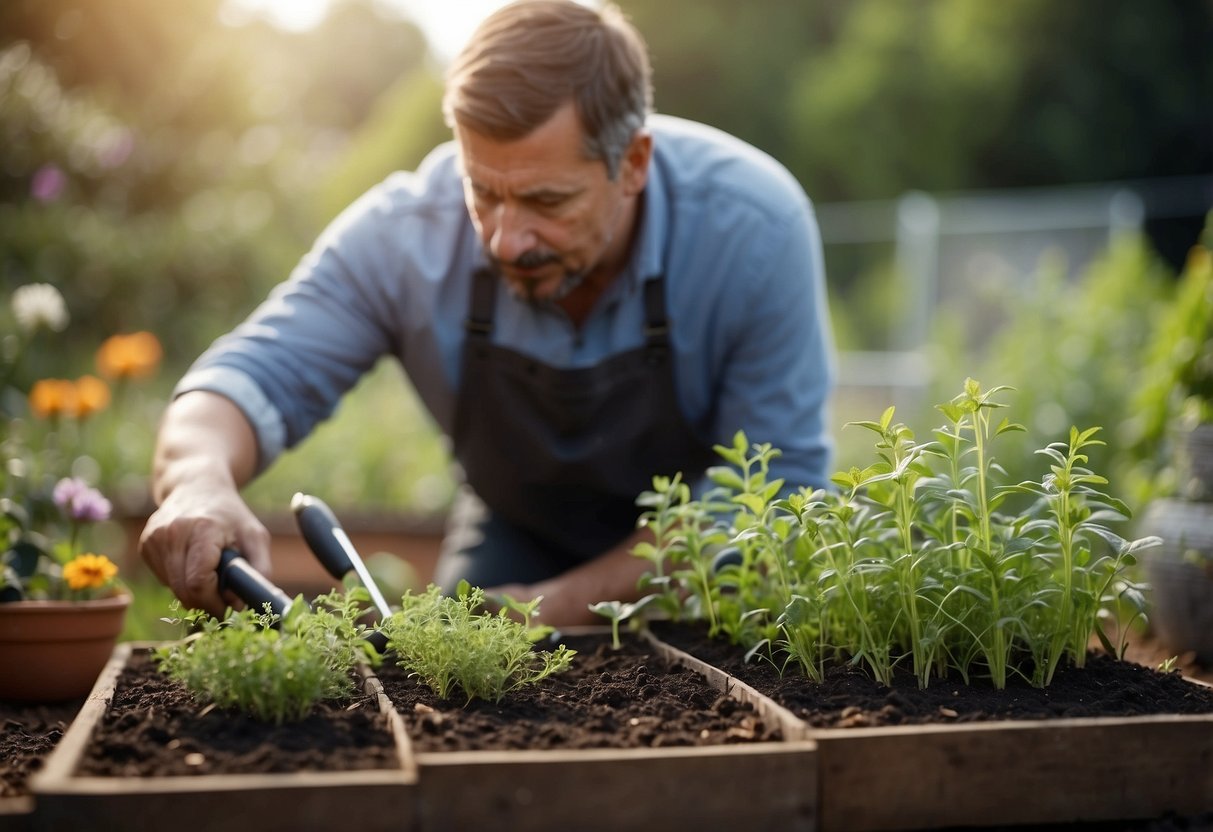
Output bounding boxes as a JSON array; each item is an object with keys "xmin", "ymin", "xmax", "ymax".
[
  {"xmin": 28, "ymin": 378, "xmax": 78, "ymax": 419},
  {"xmin": 74, "ymin": 374, "xmax": 111, "ymax": 418},
  {"xmin": 62, "ymin": 553, "xmax": 119, "ymax": 591},
  {"xmin": 96, "ymin": 331, "xmax": 162, "ymax": 380}
]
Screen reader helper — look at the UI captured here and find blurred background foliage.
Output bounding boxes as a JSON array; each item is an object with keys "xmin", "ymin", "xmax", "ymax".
[{"xmin": 1, "ymin": 0, "xmax": 1210, "ymax": 530}]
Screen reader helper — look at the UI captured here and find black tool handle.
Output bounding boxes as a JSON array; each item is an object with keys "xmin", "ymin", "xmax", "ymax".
[
  {"xmin": 215, "ymin": 547, "xmax": 388, "ymax": 654},
  {"xmin": 291, "ymin": 492, "xmax": 354, "ymax": 580},
  {"xmin": 217, "ymin": 548, "xmax": 293, "ymax": 620}
]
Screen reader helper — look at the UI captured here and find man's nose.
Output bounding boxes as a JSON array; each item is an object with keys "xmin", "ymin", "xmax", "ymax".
[{"xmin": 488, "ymin": 202, "xmax": 536, "ymax": 263}]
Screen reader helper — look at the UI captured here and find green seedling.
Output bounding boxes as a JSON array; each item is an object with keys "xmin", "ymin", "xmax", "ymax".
[
  {"xmin": 493, "ymin": 591, "xmax": 556, "ymax": 642},
  {"xmin": 587, "ymin": 594, "xmax": 658, "ymax": 649}
]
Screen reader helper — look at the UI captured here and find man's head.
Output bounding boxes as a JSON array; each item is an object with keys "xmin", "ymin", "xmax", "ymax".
[
  {"xmin": 445, "ymin": 1, "xmax": 655, "ymax": 305},
  {"xmin": 444, "ymin": 0, "xmax": 652, "ymax": 180}
]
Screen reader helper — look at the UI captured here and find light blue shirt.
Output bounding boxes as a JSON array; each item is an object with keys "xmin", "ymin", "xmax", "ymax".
[{"xmin": 179, "ymin": 115, "xmax": 836, "ymax": 495}]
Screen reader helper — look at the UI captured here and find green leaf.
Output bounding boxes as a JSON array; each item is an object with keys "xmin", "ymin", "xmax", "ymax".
[{"xmin": 707, "ymin": 466, "xmax": 746, "ymax": 491}]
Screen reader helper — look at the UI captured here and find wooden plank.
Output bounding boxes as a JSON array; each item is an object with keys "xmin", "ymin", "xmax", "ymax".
[
  {"xmin": 643, "ymin": 629, "xmax": 814, "ymax": 741},
  {"xmin": 815, "ymin": 714, "xmax": 1213, "ymax": 831},
  {"xmin": 31, "ymin": 645, "xmax": 419, "ymax": 831},
  {"xmin": 415, "ymin": 742, "xmax": 817, "ymax": 832},
  {"xmin": 637, "ymin": 632, "xmax": 1213, "ymax": 831},
  {"xmin": 402, "ymin": 627, "xmax": 818, "ymax": 832},
  {"xmin": 0, "ymin": 796, "xmax": 34, "ymax": 832}
]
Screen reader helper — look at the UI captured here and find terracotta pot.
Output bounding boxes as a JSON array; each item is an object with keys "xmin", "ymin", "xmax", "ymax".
[{"xmin": 0, "ymin": 593, "xmax": 131, "ymax": 702}]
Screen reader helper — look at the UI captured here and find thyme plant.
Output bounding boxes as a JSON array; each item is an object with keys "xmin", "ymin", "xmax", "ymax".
[
  {"xmin": 155, "ymin": 589, "xmax": 379, "ymax": 724},
  {"xmin": 380, "ymin": 582, "xmax": 575, "ymax": 704}
]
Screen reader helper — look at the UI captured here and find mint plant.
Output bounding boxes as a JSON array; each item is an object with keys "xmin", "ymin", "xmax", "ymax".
[
  {"xmin": 155, "ymin": 589, "xmax": 380, "ymax": 724},
  {"xmin": 380, "ymin": 582, "xmax": 575, "ymax": 704}
]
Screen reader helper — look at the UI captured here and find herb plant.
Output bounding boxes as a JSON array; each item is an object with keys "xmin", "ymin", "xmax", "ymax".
[
  {"xmin": 587, "ymin": 595, "xmax": 658, "ymax": 649},
  {"xmin": 380, "ymin": 582, "xmax": 575, "ymax": 704},
  {"xmin": 155, "ymin": 589, "xmax": 379, "ymax": 724},
  {"xmin": 631, "ymin": 379, "xmax": 1158, "ymax": 690}
]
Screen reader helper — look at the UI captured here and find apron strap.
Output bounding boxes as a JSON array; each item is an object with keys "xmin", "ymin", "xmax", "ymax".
[
  {"xmin": 642, "ymin": 277, "xmax": 669, "ymax": 354},
  {"xmin": 465, "ymin": 267, "xmax": 497, "ymax": 339}
]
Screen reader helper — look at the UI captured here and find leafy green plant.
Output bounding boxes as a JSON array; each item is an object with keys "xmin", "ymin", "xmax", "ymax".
[
  {"xmin": 380, "ymin": 582, "xmax": 575, "ymax": 704},
  {"xmin": 1126, "ymin": 237, "xmax": 1213, "ymax": 501},
  {"xmin": 154, "ymin": 590, "xmax": 379, "ymax": 724},
  {"xmin": 587, "ymin": 595, "xmax": 658, "ymax": 649},
  {"xmin": 629, "ymin": 379, "xmax": 1158, "ymax": 691}
]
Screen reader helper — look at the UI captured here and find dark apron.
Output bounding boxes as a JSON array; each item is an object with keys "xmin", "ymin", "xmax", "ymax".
[{"xmin": 450, "ymin": 267, "xmax": 716, "ymax": 564}]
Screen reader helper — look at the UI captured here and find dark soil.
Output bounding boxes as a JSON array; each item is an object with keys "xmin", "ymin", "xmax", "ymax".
[
  {"xmin": 0, "ymin": 698, "xmax": 81, "ymax": 798},
  {"xmin": 376, "ymin": 632, "xmax": 782, "ymax": 751},
  {"xmin": 76, "ymin": 652, "xmax": 400, "ymax": 777},
  {"xmin": 651, "ymin": 623, "xmax": 1213, "ymax": 832},
  {"xmin": 5, "ymin": 632, "xmax": 1209, "ymax": 831},
  {"xmin": 651, "ymin": 622, "xmax": 1213, "ymax": 728},
  {"xmin": 3, "ymin": 633, "xmax": 781, "ymax": 795}
]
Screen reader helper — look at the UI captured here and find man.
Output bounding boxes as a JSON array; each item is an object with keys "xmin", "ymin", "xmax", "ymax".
[{"xmin": 140, "ymin": 0, "xmax": 834, "ymax": 625}]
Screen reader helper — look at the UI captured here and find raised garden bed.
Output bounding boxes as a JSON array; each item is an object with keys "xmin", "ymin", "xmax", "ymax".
[
  {"xmin": 20, "ymin": 624, "xmax": 1206, "ymax": 831},
  {"xmin": 27, "ymin": 644, "xmax": 417, "ymax": 831},
  {"xmin": 0, "ymin": 697, "xmax": 81, "ymax": 832},
  {"xmin": 377, "ymin": 630, "xmax": 817, "ymax": 831},
  {"xmin": 19, "ymin": 632, "xmax": 817, "ymax": 832},
  {"xmin": 653, "ymin": 622, "xmax": 1213, "ymax": 832}
]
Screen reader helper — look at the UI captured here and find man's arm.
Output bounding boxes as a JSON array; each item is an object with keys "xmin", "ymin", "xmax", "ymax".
[
  {"xmin": 486, "ymin": 527, "xmax": 655, "ymax": 627},
  {"xmin": 139, "ymin": 390, "xmax": 272, "ymax": 616}
]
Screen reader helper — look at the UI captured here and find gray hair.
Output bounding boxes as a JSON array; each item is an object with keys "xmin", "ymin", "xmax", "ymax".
[{"xmin": 443, "ymin": 1, "xmax": 653, "ymax": 179}]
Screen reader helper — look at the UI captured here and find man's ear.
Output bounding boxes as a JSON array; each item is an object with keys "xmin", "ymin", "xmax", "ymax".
[{"xmin": 619, "ymin": 129, "xmax": 652, "ymax": 197}]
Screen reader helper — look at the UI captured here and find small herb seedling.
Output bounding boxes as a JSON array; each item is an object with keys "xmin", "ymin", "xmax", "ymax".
[
  {"xmin": 492, "ymin": 589, "xmax": 556, "ymax": 642},
  {"xmin": 587, "ymin": 594, "xmax": 658, "ymax": 649}
]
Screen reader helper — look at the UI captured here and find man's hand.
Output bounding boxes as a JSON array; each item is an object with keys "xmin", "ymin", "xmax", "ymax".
[
  {"xmin": 484, "ymin": 579, "xmax": 596, "ymax": 627},
  {"xmin": 141, "ymin": 390, "xmax": 266, "ymax": 616},
  {"xmin": 139, "ymin": 484, "xmax": 270, "ymax": 617},
  {"xmin": 485, "ymin": 529, "xmax": 657, "ymax": 628}
]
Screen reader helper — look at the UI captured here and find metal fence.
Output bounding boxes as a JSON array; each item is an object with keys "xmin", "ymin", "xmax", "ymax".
[{"xmin": 818, "ymin": 175, "xmax": 1213, "ymax": 414}]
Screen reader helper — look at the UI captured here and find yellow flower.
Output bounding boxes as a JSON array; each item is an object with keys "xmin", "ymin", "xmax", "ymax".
[
  {"xmin": 29, "ymin": 378, "xmax": 77, "ymax": 419},
  {"xmin": 96, "ymin": 331, "xmax": 162, "ymax": 380},
  {"xmin": 73, "ymin": 374, "xmax": 111, "ymax": 418},
  {"xmin": 62, "ymin": 553, "xmax": 119, "ymax": 591}
]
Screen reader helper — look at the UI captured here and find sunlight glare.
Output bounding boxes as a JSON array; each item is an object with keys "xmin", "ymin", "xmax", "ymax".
[
  {"xmin": 224, "ymin": 1, "xmax": 600, "ymax": 62},
  {"xmin": 223, "ymin": 0, "xmax": 520, "ymax": 61},
  {"xmin": 222, "ymin": 0, "xmax": 333, "ymax": 31}
]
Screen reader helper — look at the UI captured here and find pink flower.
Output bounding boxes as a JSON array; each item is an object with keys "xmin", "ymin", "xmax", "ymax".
[{"xmin": 52, "ymin": 477, "xmax": 112, "ymax": 523}]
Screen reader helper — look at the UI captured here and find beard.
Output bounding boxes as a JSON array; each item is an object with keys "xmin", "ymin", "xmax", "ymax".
[{"xmin": 492, "ymin": 249, "xmax": 588, "ymax": 304}]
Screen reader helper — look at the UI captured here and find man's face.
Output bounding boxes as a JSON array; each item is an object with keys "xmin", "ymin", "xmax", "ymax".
[{"xmin": 455, "ymin": 102, "xmax": 649, "ymax": 304}]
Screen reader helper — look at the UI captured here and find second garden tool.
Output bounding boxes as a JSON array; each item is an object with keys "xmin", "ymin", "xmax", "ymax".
[{"xmin": 291, "ymin": 492, "xmax": 394, "ymax": 621}]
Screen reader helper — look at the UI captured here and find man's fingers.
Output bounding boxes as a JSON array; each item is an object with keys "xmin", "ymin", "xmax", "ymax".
[
  {"xmin": 238, "ymin": 524, "xmax": 274, "ymax": 577},
  {"xmin": 179, "ymin": 534, "xmax": 226, "ymax": 616}
]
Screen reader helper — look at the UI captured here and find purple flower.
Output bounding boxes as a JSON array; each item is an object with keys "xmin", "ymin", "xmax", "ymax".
[
  {"xmin": 31, "ymin": 164, "xmax": 67, "ymax": 203},
  {"xmin": 52, "ymin": 477, "xmax": 112, "ymax": 523}
]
